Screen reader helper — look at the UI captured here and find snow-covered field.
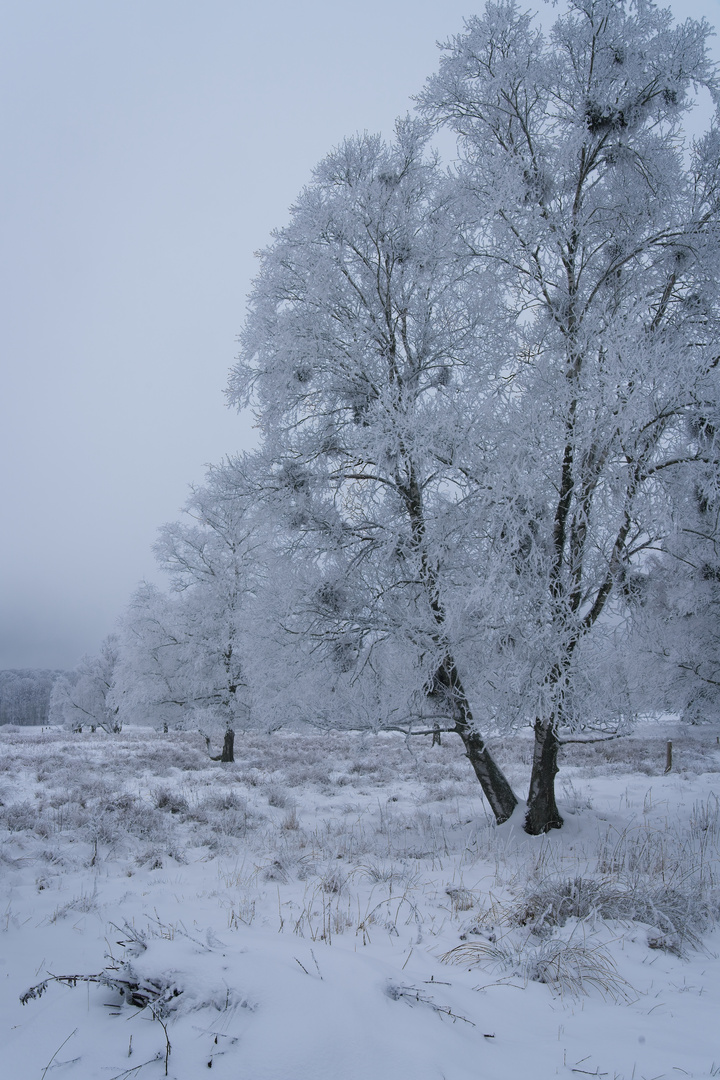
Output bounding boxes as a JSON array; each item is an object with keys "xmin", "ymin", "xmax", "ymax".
[{"xmin": 1, "ymin": 723, "xmax": 719, "ymax": 1080}]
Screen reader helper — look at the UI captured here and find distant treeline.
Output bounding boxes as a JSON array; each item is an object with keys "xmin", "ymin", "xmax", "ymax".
[{"xmin": 0, "ymin": 669, "xmax": 66, "ymax": 726}]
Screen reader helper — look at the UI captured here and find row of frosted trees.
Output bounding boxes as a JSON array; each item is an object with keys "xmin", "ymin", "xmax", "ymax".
[{"xmin": 53, "ymin": 1, "xmax": 720, "ymax": 833}]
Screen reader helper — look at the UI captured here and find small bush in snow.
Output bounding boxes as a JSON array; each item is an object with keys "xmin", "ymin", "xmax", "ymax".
[
  {"xmin": 153, "ymin": 787, "xmax": 190, "ymax": 815},
  {"xmin": 511, "ymin": 874, "xmax": 719, "ymax": 953}
]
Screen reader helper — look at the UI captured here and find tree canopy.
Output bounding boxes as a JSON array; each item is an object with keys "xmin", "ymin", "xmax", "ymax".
[{"xmin": 94, "ymin": 0, "xmax": 720, "ymax": 835}]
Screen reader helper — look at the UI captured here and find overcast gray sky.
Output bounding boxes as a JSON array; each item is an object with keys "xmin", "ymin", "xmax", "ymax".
[{"xmin": 1, "ymin": 0, "xmax": 719, "ymax": 671}]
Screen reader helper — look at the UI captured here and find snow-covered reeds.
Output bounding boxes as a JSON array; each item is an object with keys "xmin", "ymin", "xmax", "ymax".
[{"xmin": 441, "ymin": 934, "xmax": 633, "ymax": 1003}]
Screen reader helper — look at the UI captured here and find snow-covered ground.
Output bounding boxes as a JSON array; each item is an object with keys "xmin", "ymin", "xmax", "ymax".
[{"xmin": 1, "ymin": 723, "xmax": 719, "ymax": 1079}]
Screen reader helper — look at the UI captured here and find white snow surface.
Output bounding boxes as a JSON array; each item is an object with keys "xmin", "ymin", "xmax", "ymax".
[{"xmin": 1, "ymin": 723, "xmax": 719, "ymax": 1079}]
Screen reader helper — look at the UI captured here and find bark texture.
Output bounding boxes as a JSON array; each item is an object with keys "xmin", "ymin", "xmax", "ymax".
[
  {"xmin": 524, "ymin": 719, "xmax": 563, "ymax": 834},
  {"xmin": 430, "ymin": 655, "xmax": 518, "ymax": 824},
  {"xmin": 220, "ymin": 728, "xmax": 235, "ymax": 763},
  {"xmin": 456, "ymin": 724, "xmax": 518, "ymax": 824}
]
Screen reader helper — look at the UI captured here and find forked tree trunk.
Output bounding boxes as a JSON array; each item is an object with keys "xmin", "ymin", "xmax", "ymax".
[
  {"xmin": 524, "ymin": 719, "xmax": 563, "ymax": 834},
  {"xmin": 220, "ymin": 728, "xmax": 235, "ymax": 763}
]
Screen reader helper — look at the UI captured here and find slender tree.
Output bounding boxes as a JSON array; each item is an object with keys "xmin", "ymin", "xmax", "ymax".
[
  {"xmin": 113, "ymin": 584, "xmax": 192, "ymax": 729},
  {"xmin": 50, "ymin": 636, "xmax": 122, "ymax": 733},
  {"xmin": 113, "ymin": 463, "xmax": 266, "ymax": 737}
]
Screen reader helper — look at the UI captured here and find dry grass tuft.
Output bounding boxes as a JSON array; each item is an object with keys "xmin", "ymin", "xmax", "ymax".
[{"xmin": 441, "ymin": 935, "xmax": 633, "ymax": 1002}]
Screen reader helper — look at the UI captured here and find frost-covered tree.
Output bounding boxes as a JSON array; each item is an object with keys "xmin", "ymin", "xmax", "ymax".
[
  {"xmin": 50, "ymin": 636, "xmax": 121, "ymax": 732},
  {"xmin": 228, "ymin": 122, "xmax": 519, "ymax": 822},
  {"xmin": 0, "ymin": 665, "xmax": 63, "ymax": 725},
  {"xmin": 113, "ymin": 584, "xmax": 190, "ymax": 729},
  {"xmin": 0, "ymin": 669, "xmax": 64, "ymax": 726},
  {"xmin": 635, "ymin": 415, "xmax": 720, "ymax": 723},
  {"xmin": 113, "ymin": 462, "xmax": 266, "ymax": 742},
  {"xmin": 419, "ymin": 0, "xmax": 720, "ymax": 831},
  {"xmin": 153, "ymin": 464, "xmax": 264, "ymax": 732},
  {"xmin": 666, "ymin": 425, "xmax": 720, "ymax": 724}
]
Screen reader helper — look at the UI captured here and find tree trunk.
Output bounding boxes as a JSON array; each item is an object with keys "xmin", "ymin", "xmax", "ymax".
[
  {"xmin": 401, "ymin": 475, "xmax": 518, "ymax": 823},
  {"xmin": 220, "ymin": 728, "xmax": 235, "ymax": 763},
  {"xmin": 455, "ymin": 723, "xmax": 518, "ymax": 824},
  {"xmin": 524, "ymin": 719, "xmax": 563, "ymax": 834},
  {"xmin": 429, "ymin": 655, "xmax": 518, "ymax": 824}
]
